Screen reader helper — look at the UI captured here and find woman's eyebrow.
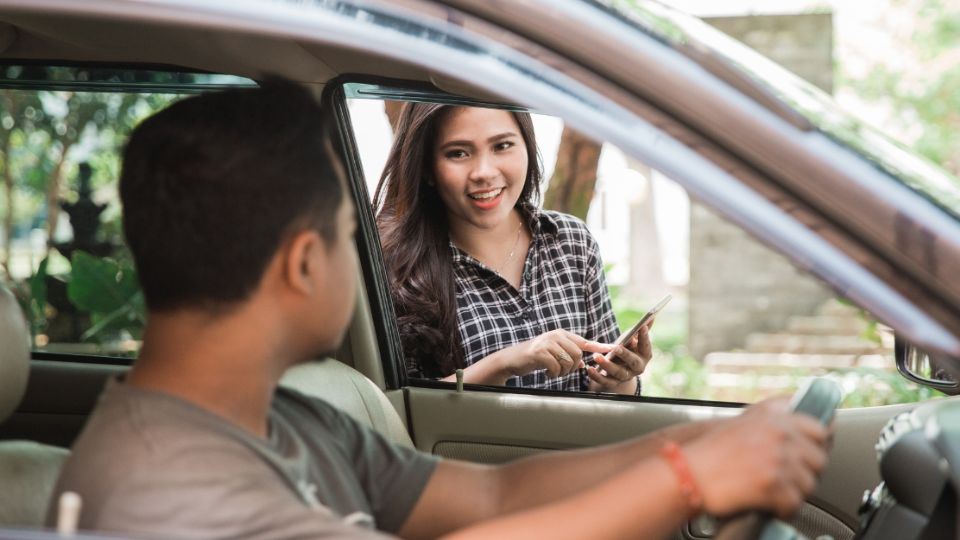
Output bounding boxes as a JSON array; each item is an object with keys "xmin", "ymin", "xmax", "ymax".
[
  {"xmin": 438, "ymin": 132, "xmax": 518, "ymax": 149},
  {"xmin": 487, "ymin": 131, "xmax": 519, "ymax": 142},
  {"xmin": 437, "ymin": 139, "xmax": 475, "ymax": 150}
]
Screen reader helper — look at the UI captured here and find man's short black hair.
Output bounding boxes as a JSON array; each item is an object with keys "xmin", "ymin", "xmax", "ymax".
[{"xmin": 120, "ymin": 79, "xmax": 343, "ymax": 312}]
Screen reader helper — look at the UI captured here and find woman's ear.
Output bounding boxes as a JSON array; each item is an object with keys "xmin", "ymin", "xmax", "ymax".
[{"xmin": 282, "ymin": 229, "xmax": 324, "ymax": 296}]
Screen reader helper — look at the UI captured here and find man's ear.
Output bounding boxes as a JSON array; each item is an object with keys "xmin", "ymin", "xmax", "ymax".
[{"xmin": 282, "ymin": 229, "xmax": 326, "ymax": 296}]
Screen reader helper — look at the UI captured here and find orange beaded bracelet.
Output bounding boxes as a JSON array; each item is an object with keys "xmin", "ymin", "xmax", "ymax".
[{"xmin": 659, "ymin": 439, "xmax": 703, "ymax": 516}]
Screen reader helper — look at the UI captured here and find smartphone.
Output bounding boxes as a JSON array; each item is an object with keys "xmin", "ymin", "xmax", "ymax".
[{"xmin": 602, "ymin": 294, "xmax": 672, "ymax": 362}]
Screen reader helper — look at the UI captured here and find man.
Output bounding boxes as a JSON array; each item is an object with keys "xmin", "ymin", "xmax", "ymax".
[{"xmin": 50, "ymin": 80, "xmax": 828, "ymax": 539}]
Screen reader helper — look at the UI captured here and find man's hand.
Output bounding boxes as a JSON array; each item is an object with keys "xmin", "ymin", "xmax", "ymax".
[{"xmin": 683, "ymin": 396, "xmax": 830, "ymax": 519}]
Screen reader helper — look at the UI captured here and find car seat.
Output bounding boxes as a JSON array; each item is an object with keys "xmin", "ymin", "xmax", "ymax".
[
  {"xmin": 0, "ymin": 285, "xmax": 70, "ymax": 527},
  {"xmin": 280, "ymin": 360, "xmax": 413, "ymax": 448}
]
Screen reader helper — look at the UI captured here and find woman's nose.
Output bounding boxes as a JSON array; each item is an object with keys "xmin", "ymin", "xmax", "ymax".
[{"xmin": 468, "ymin": 153, "xmax": 497, "ymax": 182}]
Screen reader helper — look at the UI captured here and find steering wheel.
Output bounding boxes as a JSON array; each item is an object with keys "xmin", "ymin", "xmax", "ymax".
[{"xmin": 713, "ymin": 378, "xmax": 843, "ymax": 540}]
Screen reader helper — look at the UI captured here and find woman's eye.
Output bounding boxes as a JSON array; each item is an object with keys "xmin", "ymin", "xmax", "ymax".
[
  {"xmin": 494, "ymin": 141, "xmax": 515, "ymax": 151},
  {"xmin": 445, "ymin": 149, "xmax": 468, "ymax": 159}
]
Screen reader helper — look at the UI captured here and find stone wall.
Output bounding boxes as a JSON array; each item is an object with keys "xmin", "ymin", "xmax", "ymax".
[
  {"xmin": 688, "ymin": 13, "xmax": 835, "ymax": 360},
  {"xmin": 688, "ymin": 204, "xmax": 833, "ymax": 360},
  {"xmin": 706, "ymin": 13, "xmax": 834, "ymax": 93}
]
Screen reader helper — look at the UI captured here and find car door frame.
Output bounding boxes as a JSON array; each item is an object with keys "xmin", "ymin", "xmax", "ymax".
[{"xmin": 321, "ymin": 74, "xmax": 922, "ymax": 533}]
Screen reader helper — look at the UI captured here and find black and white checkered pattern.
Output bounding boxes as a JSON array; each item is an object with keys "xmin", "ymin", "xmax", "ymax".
[{"xmin": 453, "ymin": 207, "xmax": 620, "ymax": 391}]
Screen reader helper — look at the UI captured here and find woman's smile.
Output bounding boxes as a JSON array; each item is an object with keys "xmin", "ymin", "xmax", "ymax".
[{"xmin": 468, "ymin": 187, "xmax": 505, "ymax": 209}]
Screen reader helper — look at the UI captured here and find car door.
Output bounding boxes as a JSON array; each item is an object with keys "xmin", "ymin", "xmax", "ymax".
[
  {"xmin": 326, "ymin": 79, "xmax": 939, "ymax": 540},
  {"xmin": 308, "ymin": 2, "xmax": 960, "ymax": 538}
]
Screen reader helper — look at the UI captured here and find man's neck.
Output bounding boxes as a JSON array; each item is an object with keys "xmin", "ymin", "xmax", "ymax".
[{"xmin": 127, "ymin": 307, "xmax": 292, "ymax": 439}]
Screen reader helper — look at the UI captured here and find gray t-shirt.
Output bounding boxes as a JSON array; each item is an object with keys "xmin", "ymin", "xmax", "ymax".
[{"xmin": 48, "ymin": 380, "xmax": 438, "ymax": 539}]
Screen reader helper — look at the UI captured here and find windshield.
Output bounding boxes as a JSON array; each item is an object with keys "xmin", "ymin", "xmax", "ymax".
[{"xmin": 601, "ymin": 0, "xmax": 960, "ymax": 220}]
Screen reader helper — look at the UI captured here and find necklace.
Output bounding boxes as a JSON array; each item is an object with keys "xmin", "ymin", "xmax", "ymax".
[{"xmin": 494, "ymin": 222, "xmax": 524, "ymax": 275}]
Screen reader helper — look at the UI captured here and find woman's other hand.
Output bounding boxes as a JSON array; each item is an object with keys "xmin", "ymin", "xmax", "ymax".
[{"xmin": 586, "ymin": 320, "xmax": 653, "ymax": 394}]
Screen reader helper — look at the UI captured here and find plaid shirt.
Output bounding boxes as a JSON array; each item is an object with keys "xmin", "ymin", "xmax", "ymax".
[{"xmin": 452, "ymin": 208, "xmax": 620, "ymax": 391}]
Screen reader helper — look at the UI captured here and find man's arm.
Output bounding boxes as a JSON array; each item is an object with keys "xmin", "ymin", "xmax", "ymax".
[
  {"xmin": 397, "ymin": 398, "xmax": 828, "ymax": 540},
  {"xmin": 397, "ymin": 419, "xmax": 712, "ymax": 539},
  {"xmin": 437, "ymin": 455, "xmax": 687, "ymax": 540}
]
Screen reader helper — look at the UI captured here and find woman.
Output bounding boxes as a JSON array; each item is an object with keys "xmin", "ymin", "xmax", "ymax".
[{"xmin": 375, "ymin": 103, "xmax": 651, "ymax": 394}]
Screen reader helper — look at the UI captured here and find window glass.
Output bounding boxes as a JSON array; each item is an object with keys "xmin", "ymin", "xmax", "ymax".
[
  {"xmin": 0, "ymin": 88, "xmax": 182, "ymax": 358},
  {"xmin": 0, "ymin": 68, "xmax": 254, "ymax": 359},
  {"xmin": 348, "ymin": 96, "xmax": 938, "ymax": 407}
]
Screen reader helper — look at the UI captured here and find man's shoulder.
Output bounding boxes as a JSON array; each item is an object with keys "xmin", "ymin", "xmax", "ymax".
[
  {"xmin": 59, "ymin": 383, "xmax": 261, "ymax": 478},
  {"xmin": 274, "ymin": 385, "xmax": 354, "ymax": 427},
  {"xmin": 50, "ymin": 384, "xmax": 270, "ymax": 529}
]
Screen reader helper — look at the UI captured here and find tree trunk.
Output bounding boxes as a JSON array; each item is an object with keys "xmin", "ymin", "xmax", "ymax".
[
  {"xmin": 1, "ymin": 135, "xmax": 12, "ymax": 278},
  {"xmin": 625, "ymin": 158, "xmax": 665, "ymax": 296},
  {"xmin": 384, "ymin": 100, "xmax": 404, "ymax": 133},
  {"xmin": 45, "ymin": 141, "xmax": 73, "ymax": 249},
  {"xmin": 543, "ymin": 126, "xmax": 602, "ymax": 220}
]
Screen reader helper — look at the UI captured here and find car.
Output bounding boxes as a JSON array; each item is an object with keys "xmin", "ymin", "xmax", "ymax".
[{"xmin": 0, "ymin": 0, "xmax": 958, "ymax": 539}]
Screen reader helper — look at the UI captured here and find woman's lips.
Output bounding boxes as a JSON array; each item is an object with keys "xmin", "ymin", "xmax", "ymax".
[{"xmin": 468, "ymin": 188, "xmax": 504, "ymax": 210}]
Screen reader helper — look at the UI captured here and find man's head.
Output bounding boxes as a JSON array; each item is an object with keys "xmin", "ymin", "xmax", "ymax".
[{"xmin": 120, "ymin": 79, "xmax": 357, "ymax": 354}]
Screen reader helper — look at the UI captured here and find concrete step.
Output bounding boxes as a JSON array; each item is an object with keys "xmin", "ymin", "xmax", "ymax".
[
  {"xmin": 705, "ymin": 372, "xmax": 798, "ymax": 389},
  {"xmin": 704, "ymin": 351, "xmax": 892, "ymax": 373},
  {"xmin": 816, "ymin": 299, "xmax": 863, "ymax": 318},
  {"xmin": 743, "ymin": 333, "xmax": 885, "ymax": 355},
  {"xmin": 785, "ymin": 315, "xmax": 868, "ymax": 336}
]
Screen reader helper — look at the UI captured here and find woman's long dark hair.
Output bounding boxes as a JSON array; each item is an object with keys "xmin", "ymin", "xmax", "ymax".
[{"xmin": 374, "ymin": 103, "xmax": 542, "ymax": 378}]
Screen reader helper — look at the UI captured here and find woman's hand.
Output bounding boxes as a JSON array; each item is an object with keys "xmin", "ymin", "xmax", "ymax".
[
  {"xmin": 497, "ymin": 329, "xmax": 608, "ymax": 380},
  {"xmin": 682, "ymin": 396, "xmax": 831, "ymax": 519},
  {"xmin": 586, "ymin": 320, "xmax": 654, "ymax": 393}
]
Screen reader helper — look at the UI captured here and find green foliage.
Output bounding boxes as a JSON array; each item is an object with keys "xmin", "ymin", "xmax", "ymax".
[
  {"xmin": 27, "ymin": 257, "xmax": 48, "ymax": 337},
  {"xmin": 645, "ymin": 353, "xmax": 708, "ymax": 400},
  {"xmin": 838, "ymin": 367, "xmax": 939, "ymax": 408},
  {"xmin": 67, "ymin": 251, "xmax": 145, "ymax": 342},
  {"xmin": 9, "ymin": 257, "xmax": 50, "ymax": 340},
  {"xmin": 916, "ymin": 0, "xmax": 960, "ymax": 56},
  {"xmin": 842, "ymin": 0, "xmax": 960, "ymax": 174},
  {"xmin": 1, "ymin": 88, "xmax": 182, "ymax": 271},
  {"xmin": 1, "ymin": 87, "xmax": 180, "ymax": 355}
]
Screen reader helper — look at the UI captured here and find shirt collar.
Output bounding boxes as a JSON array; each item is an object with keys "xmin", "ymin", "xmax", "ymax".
[
  {"xmin": 449, "ymin": 203, "xmax": 559, "ymax": 266},
  {"xmin": 520, "ymin": 203, "xmax": 560, "ymax": 240}
]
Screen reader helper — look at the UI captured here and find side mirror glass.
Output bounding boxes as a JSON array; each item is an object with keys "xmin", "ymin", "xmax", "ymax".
[{"xmin": 896, "ymin": 338, "xmax": 960, "ymax": 395}]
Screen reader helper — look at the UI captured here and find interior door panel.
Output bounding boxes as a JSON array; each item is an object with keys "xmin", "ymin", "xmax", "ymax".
[
  {"xmin": 0, "ymin": 361, "xmax": 126, "ymax": 448},
  {"xmin": 404, "ymin": 386, "xmax": 926, "ymax": 536}
]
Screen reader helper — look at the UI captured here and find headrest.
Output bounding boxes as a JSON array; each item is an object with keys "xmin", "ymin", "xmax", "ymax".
[{"xmin": 0, "ymin": 285, "xmax": 29, "ymax": 423}]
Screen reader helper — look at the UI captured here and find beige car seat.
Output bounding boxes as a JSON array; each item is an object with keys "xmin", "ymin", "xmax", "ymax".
[
  {"xmin": 281, "ymin": 360, "xmax": 413, "ymax": 447},
  {"xmin": 0, "ymin": 286, "xmax": 70, "ymax": 527}
]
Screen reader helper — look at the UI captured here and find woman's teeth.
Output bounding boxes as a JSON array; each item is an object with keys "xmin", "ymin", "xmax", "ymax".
[{"xmin": 469, "ymin": 188, "xmax": 503, "ymax": 200}]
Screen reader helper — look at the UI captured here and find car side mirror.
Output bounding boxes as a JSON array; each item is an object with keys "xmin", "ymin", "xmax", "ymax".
[{"xmin": 895, "ymin": 337, "xmax": 960, "ymax": 395}]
